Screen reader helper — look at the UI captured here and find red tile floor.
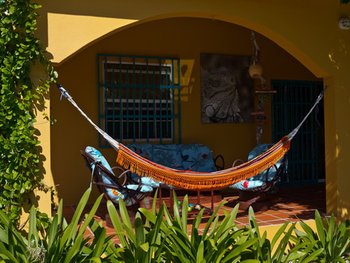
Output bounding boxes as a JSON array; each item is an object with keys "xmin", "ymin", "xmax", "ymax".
[
  {"xmin": 64, "ymin": 184, "xmax": 326, "ymax": 238},
  {"xmin": 223, "ymin": 184, "xmax": 326, "ymax": 226}
]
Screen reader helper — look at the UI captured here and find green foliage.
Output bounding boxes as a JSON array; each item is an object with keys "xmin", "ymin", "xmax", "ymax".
[
  {"xmin": 292, "ymin": 210, "xmax": 350, "ymax": 262},
  {"xmin": 107, "ymin": 193, "xmax": 350, "ymax": 262},
  {"xmin": 106, "ymin": 192, "xmax": 166, "ymax": 262},
  {"xmin": 0, "ymin": 189, "xmax": 349, "ymax": 262},
  {"xmin": 0, "ymin": 188, "xmax": 114, "ymax": 262},
  {"xmin": 0, "ymin": 0, "xmax": 56, "ymax": 221},
  {"xmin": 106, "ymin": 193, "xmax": 303, "ymax": 262}
]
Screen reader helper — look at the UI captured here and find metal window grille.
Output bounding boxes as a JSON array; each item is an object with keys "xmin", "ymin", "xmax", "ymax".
[{"xmin": 97, "ymin": 54, "xmax": 181, "ymax": 146}]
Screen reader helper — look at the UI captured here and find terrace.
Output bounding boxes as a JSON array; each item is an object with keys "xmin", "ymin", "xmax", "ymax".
[{"xmin": 64, "ymin": 183, "xmax": 326, "ymax": 238}]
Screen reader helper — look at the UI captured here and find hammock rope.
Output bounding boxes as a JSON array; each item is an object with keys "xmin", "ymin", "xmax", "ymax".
[{"xmin": 57, "ymin": 84, "xmax": 324, "ymax": 191}]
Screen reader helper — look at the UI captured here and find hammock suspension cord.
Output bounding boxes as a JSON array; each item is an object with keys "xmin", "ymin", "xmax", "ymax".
[{"xmin": 57, "ymin": 84, "xmax": 324, "ymax": 191}]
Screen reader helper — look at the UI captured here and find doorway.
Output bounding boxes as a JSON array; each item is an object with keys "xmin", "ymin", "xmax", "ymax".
[{"xmin": 272, "ymin": 80, "xmax": 325, "ymax": 185}]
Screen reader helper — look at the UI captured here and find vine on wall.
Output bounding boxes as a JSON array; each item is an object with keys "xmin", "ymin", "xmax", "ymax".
[{"xmin": 0, "ymin": 0, "xmax": 56, "ymax": 222}]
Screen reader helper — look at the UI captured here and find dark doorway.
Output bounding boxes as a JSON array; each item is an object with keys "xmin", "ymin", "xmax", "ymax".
[{"xmin": 272, "ymin": 80, "xmax": 325, "ymax": 185}]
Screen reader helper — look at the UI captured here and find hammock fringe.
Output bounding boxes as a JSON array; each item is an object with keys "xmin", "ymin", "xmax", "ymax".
[{"xmin": 116, "ymin": 138, "xmax": 291, "ymax": 191}]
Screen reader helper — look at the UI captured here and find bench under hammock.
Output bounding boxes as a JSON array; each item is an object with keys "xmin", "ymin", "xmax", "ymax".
[{"xmin": 57, "ymin": 84, "xmax": 324, "ymax": 203}]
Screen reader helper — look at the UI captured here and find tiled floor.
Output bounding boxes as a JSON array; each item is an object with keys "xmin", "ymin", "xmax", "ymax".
[
  {"xmin": 64, "ymin": 184, "xmax": 326, "ymax": 239},
  {"xmin": 223, "ymin": 184, "xmax": 326, "ymax": 226}
]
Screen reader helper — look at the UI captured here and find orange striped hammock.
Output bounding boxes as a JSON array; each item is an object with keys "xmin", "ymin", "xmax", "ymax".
[
  {"xmin": 116, "ymin": 137, "xmax": 291, "ymax": 191},
  {"xmin": 57, "ymin": 84, "xmax": 323, "ymax": 191}
]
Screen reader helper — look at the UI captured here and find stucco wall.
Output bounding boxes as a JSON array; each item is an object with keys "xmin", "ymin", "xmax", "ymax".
[
  {"xmin": 36, "ymin": 0, "xmax": 350, "ymax": 218},
  {"xmin": 51, "ymin": 17, "xmax": 317, "ymax": 205}
]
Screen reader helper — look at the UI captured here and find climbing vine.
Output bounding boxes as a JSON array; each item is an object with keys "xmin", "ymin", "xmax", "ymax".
[{"xmin": 0, "ymin": 0, "xmax": 56, "ymax": 222}]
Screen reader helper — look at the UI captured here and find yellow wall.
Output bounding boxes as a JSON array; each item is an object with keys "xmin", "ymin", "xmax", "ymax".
[
  {"xmin": 31, "ymin": 64, "xmax": 55, "ymax": 216},
  {"xmin": 37, "ymin": 0, "xmax": 350, "ymax": 218},
  {"xmin": 51, "ymin": 18, "xmax": 317, "ymax": 205}
]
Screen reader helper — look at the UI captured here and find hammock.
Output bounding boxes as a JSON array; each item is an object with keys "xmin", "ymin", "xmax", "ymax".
[{"xmin": 57, "ymin": 84, "xmax": 324, "ymax": 191}]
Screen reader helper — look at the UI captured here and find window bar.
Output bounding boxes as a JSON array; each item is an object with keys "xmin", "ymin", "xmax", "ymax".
[
  {"xmin": 171, "ymin": 59, "xmax": 176, "ymax": 144},
  {"xmin": 165, "ymin": 61, "xmax": 170, "ymax": 141},
  {"xmin": 125, "ymin": 56, "xmax": 130, "ymax": 141},
  {"xmin": 293, "ymin": 85, "xmax": 298, "ymax": 179},
  {"xmin": 152, "ymin": 60, "xmax": 157, "ymax": 140},
  {"xmin": 138, "ymin": 59, "xmax": 142, "ymax": 141},
  {"xmin": 146, "ymin": 57, "xmax": 150, "ymax": 142},
  {"xmin": 306, "ymin": 87, "xmax": 310, "ymax": 180},
  {"xmin": 168, "ymin": 60, "xmax": 173, "ymax": 141},
  {"xmin": 119, "ymin": 56, "xmax": 123, "ymax": 141},
  {"xmin": 177, "ymin": 58, "xmax": 182, "ymax": 144},
  {"xmin": 97, "ymin": 55, "xmax": 102, "ymax": 146},
  {"xmin": 293, "ymin": 85, "xmax": 298, "ymax": 182},
  {"xmin": 300, "ymin": 86, "xmax": 304, "ymax": 181},
  {"xmin": 297, "ymin": 86, "xmax": 301, "ymax": 180},
  {"xmin": 132, "ymin": 57, "xmax": 136, "ymax": 143},
  {"xmin": 111, "ymin": 60, "xmax": 116, "ymax": 140},
  {"xmin": 103, "ymin": 56, "xmax": 108, "ymax": 146},
  {"xmin": 305, "ymin": 87, "xmax": 309, "ymax": 181},
  {"xmin": 159, "ymin": 58, "xmax": 163, "ymax": 143},
  {"xmin": 315, "ymin": 85, "xmax": 320, "ymax": 182},
  {"xmin": 299, "ymin": 86, "xmax": 303, "ymax": 181},
  {"xmin": 306, "ymin": 86, "xmax": 310, "ymax": 181},
  {"xmin": 170, "ymin": 60, "xmax": 174, "ymax": 141},
  {"xmin": 310, "ymin": 87, "xmax": 315, "ymax": 181},
  {"xmin": 284, "ymin": 85, "xmax": 292, "ymax": 181},
  {"xmin": 293, "ymin": 86, "xmax": 307, "ymax": 184}
]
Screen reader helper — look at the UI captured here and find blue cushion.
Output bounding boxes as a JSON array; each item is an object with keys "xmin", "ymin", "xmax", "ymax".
[
  {"xmin": 230, "ymin": 144, "xmax": 284, "ymax": 191},
  {"xmin": 128, "ymin": 143, "xmax": 217, "ymax": 172},
  {"xmin": 128, "ymin": 144, "xmax": 183, "ymax": 187},
  {"xmin": 127, "ymin": 144, "xmax": 217, "ymax": 188},
  {"xmin": 85, "ymin": 146, "xmax": 153, "ymax": 205},
  {"xmin": 128, "ymin": 144, "xmax": 154, "ymax": 160},
  {"xmin": 138, "ymin": 177, "xmax": 161, "ymax": 188},
  {"xmin": 128, "ymin": 144, "xmax": 183, "ymax": 169},
  {"xmin": 180, "ymin": 144, "xmax": 217, "ymax": 172},
  {"xmin": 85, "ymin": 146, "xmax": 114, "ymax": 174},
  {"xmin": 152, "ymin": 144, "xmax": 184, "ymax": 169}
]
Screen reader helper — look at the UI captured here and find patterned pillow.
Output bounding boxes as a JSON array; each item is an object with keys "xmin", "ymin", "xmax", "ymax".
[
  {"xmin": 126, "ymin": 144, "xmax": 218, "ymax": 189},
  {"xmin": 152, "ymin": 144, "xmax": 184, "ymax": 169},
  {"xmin": 181, "ymin": 144, "xmax": 217, "ymax": 172}
]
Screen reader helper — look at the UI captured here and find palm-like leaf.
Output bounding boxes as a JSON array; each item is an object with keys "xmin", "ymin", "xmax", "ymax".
[{"xmin": 0, "ymin": 187, "xmax": 113, "ymax": 262}]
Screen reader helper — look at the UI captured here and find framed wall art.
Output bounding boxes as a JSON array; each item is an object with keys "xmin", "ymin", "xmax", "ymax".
[{"xmin": 200, "ymin": 53, "xmax": 254, "ymax": 123}]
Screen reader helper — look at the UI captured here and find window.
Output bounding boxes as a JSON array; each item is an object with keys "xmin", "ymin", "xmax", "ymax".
[{"xmin": 98, "ymin": 55, "xmax": 181, "ymax": 146}]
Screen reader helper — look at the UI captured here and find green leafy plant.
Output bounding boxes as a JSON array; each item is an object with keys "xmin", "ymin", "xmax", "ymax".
[
  {"xmin": 106, "ymin": 191, "xmax": 167, "ymax": 262},
  {"xmin": 292, "ymin": 210, "xmax": 350, "ymax": 262},
  {"xmin": 109, "ymin": 193, "xmax": 345, "ymax": 262},
  {"xmin": 107, "ymin": 195, "xmax": 298, "ymax": 262},
  {"xmin": 0, "ymin": 0, "xmax": 56, "ymax": 221},
  {"xmin": 155, "ymin": 195, "xmax": 256, "ymax": 263},
  {"xmin": 0, "ymin": 188, "xmax": 115, "ymax": 262},
  {"xmin": 245, "ymin": 207, "xmax": 313, "ymax": 263},
  {"xmin": 1, "ymin": 187, "xmax": 349, "ymax": 262}
]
